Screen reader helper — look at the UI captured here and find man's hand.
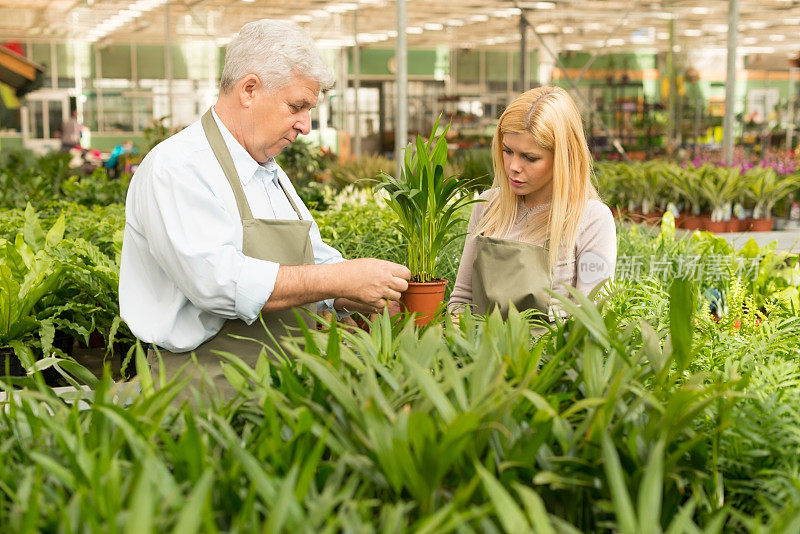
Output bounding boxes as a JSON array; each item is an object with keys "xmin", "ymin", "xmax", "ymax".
[
  {"xmin": 265, "ymin": 259, "xmax": 410, "ymax": 313},
  {"xmin": 334, "ymin": 258, "xmax": 410, "ymax": 310},
  {"xmin": 335, "ymin": 296, "xmax": 405, "ymax": 316}
]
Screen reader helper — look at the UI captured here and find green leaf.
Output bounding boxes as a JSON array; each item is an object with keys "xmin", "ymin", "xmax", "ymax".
[
  {"xmin": 601, "ymin": 431, "xmax": 637, "ymax": 534},
  {"xmin": 475, "ymin": 463, "xmax": 530, "ymax": 533},
  {"xmin": 668, "ymin": 278, "xmax": 695, "ymax": 372},
  {"xmin": 22, "ymin": 204, "xmax": 45, "ymax": 252},
  {"xmin": 637, "ymin": 439, "xmax": 665, "ymax": 534},
  {"xmin": 171, "ymin": 469, "xmax": 213, "ymax": 534}
]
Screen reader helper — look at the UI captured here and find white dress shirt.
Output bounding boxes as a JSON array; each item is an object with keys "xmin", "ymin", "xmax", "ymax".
[{"xmin": 119, "ymin": 108, "xmax": 344, "ymax": 352}]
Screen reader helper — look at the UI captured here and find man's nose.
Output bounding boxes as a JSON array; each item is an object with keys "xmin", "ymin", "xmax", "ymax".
[{"xmin": 295, "ymin": 111, "xmax": 311, "ymax": 135}]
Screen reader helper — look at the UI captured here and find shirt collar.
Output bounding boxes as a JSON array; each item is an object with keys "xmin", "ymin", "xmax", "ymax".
[{"xmin": 209, "ymin": 106, "xmax": 275, "ymax": 186}]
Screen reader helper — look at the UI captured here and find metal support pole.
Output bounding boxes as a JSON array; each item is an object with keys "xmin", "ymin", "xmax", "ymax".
[
  {"xmin": 723, "ymin": 0, "xmax": 739, "ymax": 165},
  {"xmin": 165, "ymin": 0, "xmax": 174, "ymax": 128},
  {"xmin": 787, "ymin": 68, "xmax": 798, "ymax": 150},
  {"xmin": 132, "ymin": 42, "xmax": 139, "ymax": 134},
  {"xmin": 667, "ymin": 18, "xmax": 677, "ymax": 152},
  {"xmin": 519, "ymin": 16, "xmax": 528, "ymax": 92},
  {"xmin": 353, "ymin": 10, "xmax": 361, "ymax": 157},
  {"xmin": 395, "ymin": 0, "xmax": 408, "ymax": 179},
  {"xmin": 527, "ymin": 20, "xmax": 628, "ymax": 160},
  {"xmin": 95, "ymin": 45, "xmax": 104, "ymax": 132}
]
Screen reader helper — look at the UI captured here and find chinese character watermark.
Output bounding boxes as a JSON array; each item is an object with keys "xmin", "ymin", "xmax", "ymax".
[{"xmin": 615, "ymin": 255, "xmax": 761, "ymax": 282}]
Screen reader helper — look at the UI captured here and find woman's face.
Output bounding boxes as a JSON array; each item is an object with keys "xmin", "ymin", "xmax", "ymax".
[{"xmin": 501, "ymin": 132, "xmax": 554, "ymax": 207}]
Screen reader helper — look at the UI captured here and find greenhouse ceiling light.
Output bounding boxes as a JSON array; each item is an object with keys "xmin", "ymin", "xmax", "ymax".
[
  {"xmin": 690, "ymin": 7, "xmax": 710, "ymax": 15},
  {"xmin": 492, "ymin": 8, "xmax": 521, "ymax": 18},
  {"xmin": 291, "ymin": 15, "xmax": 313, "ymax": 23},
  {"xmin": 535, "ymin": 24, "xmax": 558, "ymax": 34},
  {"xmin": 769, "ymin": 34, "xmax": 786, "ymax": 42},
  {"xmin": 702, "ymin": 24, "xmax": 728, "ymax": 33},
  {"xmin": 407, "ymin": 26, "xmax": 423, "ymax": 34},
  {"xmin": 741, "ymin": 46, "xmax": 774, "ymax": 54},
  {"xmin": 423, "ymin": 23, "xmax": 444, "ymax": 31},
  {"xmin": 446, "ymin": 19, "xmax": 465, "ymax": 27},
  {"xmin": 606, "ymin": 38, "xmax": 625, "ymax": 46},
  {"xmin": 469, "ymin": 14, "xmax": 490, "ymax": 23},
  {"xmin": 683, "ymin": 29, "xmax": 702, "ymax": 37},
  {"xmin": 562, "ymin": 26, "xmax": 574, "ymax": 34},
  {"xmin": 326, "ymin": 3, "xmax": 359, "ymax": 13},
  {"xmin": 87, "ymin": 0, "xmax": 167, "ymax": 43}
]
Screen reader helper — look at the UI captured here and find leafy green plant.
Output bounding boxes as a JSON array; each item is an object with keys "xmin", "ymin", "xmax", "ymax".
[
  {"xmin": 666, "ymin": 163, "xmax": 705, "ymax": 216},
  {"xmin": 696, "ymin": 164, "xmax": 740, "ymax": 222},
  {"xmin": 327, "ymin": 154, "xmax": 394, "ymax": 189},
  {"xmin": 743, "ymin": 166, "xmax": 799, "ymax": 219},
  {"xmin": 276, "ymin": 137, "xmax": 332, "ymax": 187},
  {"xmin": 374, "ymin": 117, "xmax": 482, "ymax": 282},
  {"xmin": 0, "ymin": 206, "xmax": 67, "ymax": 367},
  {"xmin": 60, "ymin": 168, "xmax": 131, "ymax": 207},
  {"xmin": 451, "ymin": 148, "xmax": 494, "ymax": 191}
]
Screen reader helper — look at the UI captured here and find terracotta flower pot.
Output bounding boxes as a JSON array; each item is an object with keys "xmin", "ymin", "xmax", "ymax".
[
  {"xmin": 400, "ymin": 279, "xmax": 448, "ymax": 326},
  {"xmin": 727, "ymin": 219, "xmax": 745, "ymax": 232},
  {"xmin": 702, "ymin": 219, "xmax": 728, "ymax": 234},
  {"xmin": 642, "ymin": 210, "xmax": 664, "ymax": 226},
  {"xmin": 748, "ymin": 217, "xmax": 774, "ymax": 232},
  {"xmin": 681, "ymin": 215, "xmax": 704, "ymax": 231}
]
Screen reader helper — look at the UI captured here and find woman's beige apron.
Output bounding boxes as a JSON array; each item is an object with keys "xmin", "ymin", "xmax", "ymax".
[
  {"xmin": 471, "ymin": 235, "xmax": 552, "ymax": 318},
  {"xmin": 148, "ymin": 108, "xmax": 314, "ymax": 399}
]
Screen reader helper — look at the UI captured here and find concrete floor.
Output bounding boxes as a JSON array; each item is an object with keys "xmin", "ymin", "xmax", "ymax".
[{"xmin": 715, "ymin": 229, "xmax": 800, "ymax": 253}]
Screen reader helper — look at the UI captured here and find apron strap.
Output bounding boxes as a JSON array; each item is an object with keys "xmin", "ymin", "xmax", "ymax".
[
  {"xmin": 201, "ymin": 108, "xmax": 254, "ymax": 221},
  {"xmin": 202, "ymin": 107, "xmax": 305, "ymax": 223},
  {"xmin": 276, "ymin": 174, "xmax": 305, "ymax": 221}
]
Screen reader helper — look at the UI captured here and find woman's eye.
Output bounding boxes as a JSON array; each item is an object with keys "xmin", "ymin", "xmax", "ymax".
[
  {"xmin": 502, "ymin": 148, "xmax": 513, "ymax": 155},
  {"xmin": 525, "ymin": 155, "xmax": 539, "ymax": 162}
]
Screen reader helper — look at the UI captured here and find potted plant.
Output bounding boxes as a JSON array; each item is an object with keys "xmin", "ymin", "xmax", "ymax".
[
  {"xmin": 743, "ymin": 166, "xmax": 799, "ymax": 231},
  {"xmin": 696, "ymin": 164, "xmax": 739, "ymax": 233},
  {"xmin": 375, "ymin": 117, "xmax": 482, "ymax": 325},
  {"xmin": 665, "ymin": 164, "xmax": 704, "ymax": 230}
]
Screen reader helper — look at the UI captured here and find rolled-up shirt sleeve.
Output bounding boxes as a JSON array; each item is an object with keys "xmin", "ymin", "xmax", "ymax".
[{"xmin": 133, "ymin": 157, "xmax": 276, "ymax": 324}]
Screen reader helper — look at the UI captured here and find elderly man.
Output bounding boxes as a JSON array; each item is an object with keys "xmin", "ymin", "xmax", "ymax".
[{"xmin": 120, "ymin": 19, "xmax": 409, "ymax": 395}]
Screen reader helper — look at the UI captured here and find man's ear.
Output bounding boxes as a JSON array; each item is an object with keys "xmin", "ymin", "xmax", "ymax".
[{"xmin": 239, "ymin": 74, "xmax": 261, "ymax": 108}]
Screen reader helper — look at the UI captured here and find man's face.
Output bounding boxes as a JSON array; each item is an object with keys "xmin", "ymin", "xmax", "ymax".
[{"xmin": 246, "ymin": 74, "xmax": 320, "ymax": 163}]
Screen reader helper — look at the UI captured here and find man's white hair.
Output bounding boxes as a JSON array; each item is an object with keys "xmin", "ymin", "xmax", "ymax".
[{"xmin": 220, "ymin": 19, "xmax": 335, "ymax": 94}]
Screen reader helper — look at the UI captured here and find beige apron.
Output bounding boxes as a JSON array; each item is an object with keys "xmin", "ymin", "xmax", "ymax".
[
  {"xmin": 149, "ymin": 108, "xmax": 314, "ymax": 399},
  {"xmin": 472, "ymin": 234, "xmax": 552, "ymax": 318}
]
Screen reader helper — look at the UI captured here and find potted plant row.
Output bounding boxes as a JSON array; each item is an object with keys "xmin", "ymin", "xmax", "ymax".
[
  {"xmin": 597, "ymin": 160, "xmax": 800, "ymax": 233},
  {"xmin": 375, "ymin": 117, "xmax": 482, "ymax": 325}
]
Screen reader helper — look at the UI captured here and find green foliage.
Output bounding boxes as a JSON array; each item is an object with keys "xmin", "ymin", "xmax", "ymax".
[
  {"xmin": 327, "ymin": 154, "xmax": 394, "ymax": 189},
  {"xmin": 0, "ymin": 179, "xmax": 799, "ymax": 530},
  {"xmin": 451, "ymin": 148, "xmax": 494, "ymax": 191},
  {"xmin": 375, "ymin": 117, "xmax": 482, "ymax": 282},
  {"xmin": 0, "ymin": 151, "xmax": 131, "ymax": 210},
  {"xmin": 744, "ymin": 166, "xmax": 800, "ymax": 219},
  {"xmin": 0, "ymin": 203, "xmax": 131, "ymax": 359},
  {"xmin": 276, "ymin": 138, "xmax": 333, "ymax": 186},
  {"xmin": 0, "ymin": 205, "xmax": 67, "ymax": 368},
  {"xmin": 594, "ymin": 160, "xmax": 800, "ymax": 220},
  {"xmin": 60, "ymin": 168, "xmax": 131, "ymax": 207}
]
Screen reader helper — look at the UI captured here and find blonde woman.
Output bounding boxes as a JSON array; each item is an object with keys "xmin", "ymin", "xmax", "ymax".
[{"xmin": 448, "ymin": 86, "xmax": 616, "ymax": 318}]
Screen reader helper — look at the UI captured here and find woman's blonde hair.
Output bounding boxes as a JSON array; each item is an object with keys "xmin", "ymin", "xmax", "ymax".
[{"xmin": 476, "ymin": 86, "xmax": 598, "ymax": 272}]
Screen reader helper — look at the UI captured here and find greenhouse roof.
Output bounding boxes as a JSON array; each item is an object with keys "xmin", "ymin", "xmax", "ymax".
[{"xmin": 1, "ymin": 0, "xmax": 799, "ymax": 60}]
